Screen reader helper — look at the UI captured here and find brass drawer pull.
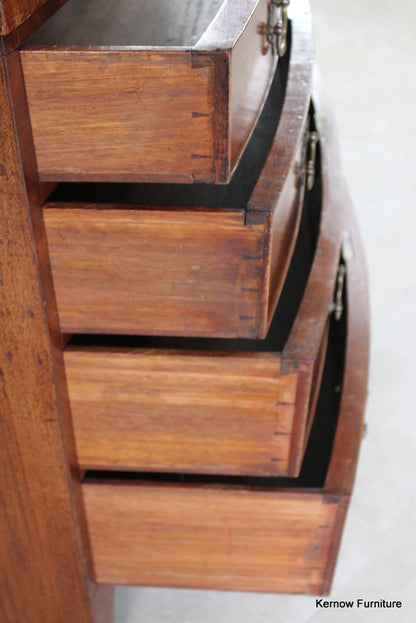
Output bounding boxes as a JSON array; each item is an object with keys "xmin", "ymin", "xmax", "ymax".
[
  {"xmin": 329, "ymin": 231, "xmax": 354, "ymax": 320},
  {"xmin": 304, "ymin": 130, "xmax": 319, "ymax": 190},
  {"xmin": 268, "ymin": 0, "xmax": 290, "ymax": 56},
  {"xmin": 329, "ymin": 264, "xmax": 346, "ymax": 321}
]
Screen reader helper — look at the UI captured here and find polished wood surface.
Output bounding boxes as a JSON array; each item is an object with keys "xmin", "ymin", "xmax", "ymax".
[
  {"xmin": 222, "ymin": 0, "xmax": 277, "ymax": 178},
  {"xmin": 20, "ymin": 0, "xmax": 277, "ymax": 184},
  {"xmin": 0, "ymin": 50, "xmax": 100, "ymax": 623},
  {"xmin": 246, "ymin": 0, "xmax": 314, "ymax": 221},
  {"xmin": 316, "ymin": 75, "xmax": 370, "ymax": 497},
  {"xmin": 247, "ymin": 1, "xmax": 314, "ymax": 340}
]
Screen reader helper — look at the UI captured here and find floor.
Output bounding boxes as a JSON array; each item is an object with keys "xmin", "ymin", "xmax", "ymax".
[{"xmin": 114, "ymin": 1, "xmax": 416, "ymax": 620}]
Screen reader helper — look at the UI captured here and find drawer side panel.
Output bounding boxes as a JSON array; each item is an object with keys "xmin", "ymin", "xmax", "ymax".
[
  {"xmin": 83, "ymin": 483, "xmax": 340, "ymax": 594},
  {"xmin": 44, "ymin": 207, "xmax": 266, "ymax": 338},
  {"xmin": 20, "ymin": 49, "xmax": 216, "ymax": 183},
  {"xmin": 66, "ymin": 349, "xmax": 299, "ymax": 476}
]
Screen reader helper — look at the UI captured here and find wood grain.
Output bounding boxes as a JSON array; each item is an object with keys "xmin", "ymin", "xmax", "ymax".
[
  {"xmin": 20, "ymin": 0, "xmax": 276, "ymax": 184},
  {"xmin": 65, "ymin": 325, "xmax": 328, "ymax": 477},
  {"xmin": 65, "ymin": 349, "xmax": 297, "ymax": 476},
  {"xmin": 0, "ymin": 51, "xmax": 98, "ymax": 623},
  {"xmin": 55, "ymin": 11, "xmax": 335, "ymax": 479},
  {"xmin": 84, "ymin": 483, "xmax": 339, "ymax": 593},
  {"xmin": 44, "ymin": 207, "xmax": 267, "ymax": 338},
  {"xmin": 21, "ymin": 49, "xmax": 216, "ymax": 183}
]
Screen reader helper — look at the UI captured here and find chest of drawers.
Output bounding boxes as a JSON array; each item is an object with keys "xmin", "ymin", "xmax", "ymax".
[{"xmin": 0, "ymin": 1, "xmax": 369, "ymax": 621}]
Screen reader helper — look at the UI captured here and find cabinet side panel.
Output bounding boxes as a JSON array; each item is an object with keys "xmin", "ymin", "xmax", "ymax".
[{"xmin": 0, "ymin": 54, "xmax": 95, "ymax": 623}]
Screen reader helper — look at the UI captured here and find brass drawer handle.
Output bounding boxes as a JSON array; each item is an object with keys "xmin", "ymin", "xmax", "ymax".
[
  {"xmin": 267, "ymin": 0, "xmax": 290, "ymax": 56},
  {"xmin": 304, "ymin": 130, "xmax": 319, "ymax": 191},
  {"xmin": 329, "ymin": 231, "xmax": 355, "ymax": 320},
  {"xmin": 329, "ymin": 264, "xmax": 346, "ymax": 321}
]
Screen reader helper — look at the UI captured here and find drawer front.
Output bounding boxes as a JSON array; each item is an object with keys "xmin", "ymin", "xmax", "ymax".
[{"xmin": 20, "ymin": 0, "xmax": 280, "ymax": 184}]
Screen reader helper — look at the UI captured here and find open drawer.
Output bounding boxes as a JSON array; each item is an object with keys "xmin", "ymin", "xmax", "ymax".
[
  {"xmin": 41, "ymin": 6, "xmax": 314, "ymax": 339},
  {"xmin": 64, "ymin": 85, "xmax": 343, "ymax": 479},
  {"xmin": 17, "ymin": 0, "xmax": 308, "ymax": 184},
  {"xmin": 80, "ymin": 183, "xmax": 369, "ymax": 593}
]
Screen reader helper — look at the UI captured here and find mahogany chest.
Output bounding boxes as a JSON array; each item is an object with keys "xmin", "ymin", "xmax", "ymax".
[{"xmin": 0, "ymin": 1, "xmax": 369, "ymax": 620}]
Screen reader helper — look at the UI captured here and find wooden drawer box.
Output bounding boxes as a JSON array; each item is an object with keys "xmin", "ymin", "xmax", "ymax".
[
  {"xmin": 81, "ymin": 191, "xmax": 369, "ymax": 593},
  {"xmin": 41, "ymin": 9, "xmax": 314, "ymax": 339},
  {"xmin": 65, "ymin": 131, "xmax": 341, "ymax": 479},
  {"xmin": 17, "ymin": 0, "xmax": 297, "ymax": 184}
]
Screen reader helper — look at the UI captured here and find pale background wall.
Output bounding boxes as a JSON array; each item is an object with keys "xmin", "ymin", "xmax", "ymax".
[{"xmin": 114, "ymin": 1, "xmax": 416, "ymax": 620}]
